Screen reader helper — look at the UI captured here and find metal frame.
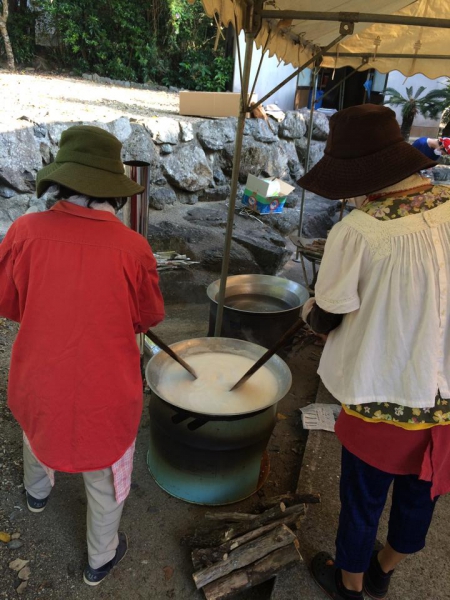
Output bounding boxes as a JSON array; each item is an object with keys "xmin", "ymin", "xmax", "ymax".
[{"xmin": 212, "ymin": 2, "xmax": 450, "ymax": 335}]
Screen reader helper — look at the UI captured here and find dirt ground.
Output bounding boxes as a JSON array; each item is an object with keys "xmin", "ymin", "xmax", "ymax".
[
  {"xmin": 0, "ymin": 300, "xmax": 321, "ymax": 600},
  {"xmin": 1, "ymin": 71, "xmax": 190, "ymax": 126}
]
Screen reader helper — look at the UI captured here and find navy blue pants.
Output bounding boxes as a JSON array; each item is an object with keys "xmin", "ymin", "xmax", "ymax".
[{"xmin": 335, "ymin": 447, "xmax": 439, "ymax": 573}]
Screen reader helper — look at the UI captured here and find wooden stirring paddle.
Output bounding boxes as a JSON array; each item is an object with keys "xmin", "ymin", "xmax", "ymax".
[
  {"xmin": 230, "ymin": 318, "xmax": 305, "ymax": 391},
  {"xmin": 145, "ymin": 329, "xmax": 197, "ymax": 379}
]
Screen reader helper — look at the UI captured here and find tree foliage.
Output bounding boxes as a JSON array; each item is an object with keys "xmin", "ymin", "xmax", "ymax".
[
  {"xmin": 384, "ymin": 85, "xmax": 449, "ymax": 141},
  {"xmin": 0, "ymin": 0, "xmax": 234, "ymax": 90}
]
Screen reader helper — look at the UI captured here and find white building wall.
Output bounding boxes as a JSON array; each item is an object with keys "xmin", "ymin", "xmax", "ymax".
[
  {"xmin": 233, "ymin": 32, "xmax": 297, "ymax": 112},
  {"xmin": 386, "ymin": 71, "xmax": 447, "ymax": 135}
]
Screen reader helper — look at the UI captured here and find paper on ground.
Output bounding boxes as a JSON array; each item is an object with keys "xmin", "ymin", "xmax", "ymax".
[{"xmin": 300, "ymin": 403, "xmax": 341, "ymax": 432}]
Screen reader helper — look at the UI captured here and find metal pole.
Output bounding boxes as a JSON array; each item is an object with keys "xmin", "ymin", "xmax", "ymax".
[
  {"xmin": 295, "ymin": 65, "xmax": 318, "ymax": 260},
  {"xmin": 214, "ymin": 32, "xmax": 255, "ymax": 337},
  {"xmin": 249, "ymin": 29, "xmax": 350, "ymax": 112},
  {"xmin": 323, "ymin": 52, "xmax": 450, "ymax": 60},
  {"xmin": 339, "ymin": 77, "xmax": 345, "ymax": 111},
  {"xmin": 258, "ymin": 11, "xmax": 450, "ymax": 29}
]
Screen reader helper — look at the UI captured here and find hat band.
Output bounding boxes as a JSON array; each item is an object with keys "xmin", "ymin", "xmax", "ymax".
[{"xmin": 55, "ymin": 149, "xmax": 124, "ymax": 174}]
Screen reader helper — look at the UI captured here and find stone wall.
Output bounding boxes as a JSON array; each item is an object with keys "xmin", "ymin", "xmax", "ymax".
[
  {"xmin": 0, "ymin": 110, "xmax": 341, "ymax": 299},
  {"xmin": 0, "ymin": 110, "xmax": 332, "ymax": 232}
]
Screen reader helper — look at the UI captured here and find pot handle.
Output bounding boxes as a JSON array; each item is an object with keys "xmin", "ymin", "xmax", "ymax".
[{"xmin": 187, "ymin": 418, "xmax": 210, "ymax": 431}]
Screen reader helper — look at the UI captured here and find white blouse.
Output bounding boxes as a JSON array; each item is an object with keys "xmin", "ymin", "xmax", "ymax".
[{"xmin": 315, "ymin": 200, "xmax": 450, "ymax": 408}]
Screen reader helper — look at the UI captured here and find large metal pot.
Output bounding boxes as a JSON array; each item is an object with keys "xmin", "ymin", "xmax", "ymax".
[
  {"xmin": 146, "ymin": 337, "xmax": 292, "ymax": 505},
  {"xmin": 207, "ymin": 274, "xmax": 309, "ymax": 348}
]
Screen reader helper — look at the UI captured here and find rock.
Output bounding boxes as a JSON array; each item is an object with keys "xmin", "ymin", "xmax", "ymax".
[
  {"xmin": 0, "ymin": 531, "xmax": 11, "ymax": 543},
  {"xmin": 222, "ymin": 138, "xmax": 271, "ymax": 182},
  {"xmin": 107, "ymin": 117, "xmax": 132, "ymax": 142},
  {"xmin": 179, "ymin": 122, "xmax": 194, "ymax": 143},
  {"xmin": 33, "ymin": 123, "xmax": 47, "ymax": 139},
  {"xmin": 16, "ymin": 581, "xmax": 28, "ymax": 595},
  {"xmin": 11, "ymin": 533, "xmax": 21, "ymax": 540},
  {"xmin": 266, "ymin": 140, "xmax": 303, "ymax": 181},
  {"xmin": 279, "ymin": 111, "xmax": 307, "ymax": 139},
  {"xmin": 7, "ymin": 539, "xmax": 24, "ymax": 550},
  {"xmin": 232, "ymin": 228, "xmax": 291, "ymax": 274},
  {"xmin": 198, "ymin": 185, "xmax": 231, "ymax": 202},
  {"xmin": 245, "ymin": 119, "xmax": 278, "ymax": 143},
  {"xmin": 9, "ymin": 558, "xmax": 29, "ymax": 571},
  {"xmin": 0, "ymin": 125, "xmax": 43, "ymax": 192},
  {"xmin": 147, "ymin": 117, "xmax": 180, "ymax": 145},
  {"xmin": 285, "ymin": 192, "xmax": 300, "ymax": 209},
  {"xmin": 47, "ymin": 122, "xmax": 79, "ymax": 145},
  {"xmin": 185, "ymin": 206, "xmax": 228, "ymax": 227},
  {"xmin": 162, "ymin": 144, "xmax": 213, "ymax": 192},
  {"xmin": 121, "ymin": 124, "xmax": 159, "ymax": 167},
  {"xmin": 0, "ymin": 186, "xmax": 17, "ymax": 198},
  {"xmin": 18, "ymin": 566, "xmax": 31, "ymax": 581},
  {"xmin": 298, "ymin": 108, "xmax": 330, "ymax": 141},
  {"xmin": 301, "ymin": 193, "xmax": 340, "ymax": 238},
  {"xmin": 197, "ymin": 119, "xmax": 236, "ymax": 152},
  {"xmin": 295, "ymin": 138, "xmax": 326, "ymax": 169},
  {"xmin": 265, "ymin": 208, "xmax": 300, "ymax": 235},
  {"xmin": 82, "ymin": 73, "xmax": 93, "ymax": 81},
  {"xmin": 0, "ymin": 195, "xmax": 32, "ymax": 236},
  {"xmin": 431, "ymin": 165, "xmax": 450, "ymax": 181},
  {"xmin": 40, "ymin": 142, "xmax": 52, "ymax": 165},
  {"xmin": 177, "ymin": 192, "xmax": 198, "ymax": 205},
  {"xmin": 148, "ymin": 185, "xmax": 177, "ymax": 210},
  {"xmin": 160, "ymin": 144, "xmax": 173, "ymax": 155},
  {"xmin": 213, "ymin": 169, "xmax": 227, "ymax": 184}
]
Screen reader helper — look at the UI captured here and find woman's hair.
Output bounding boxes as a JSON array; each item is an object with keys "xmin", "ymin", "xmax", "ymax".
[{"xmin": 58, "ymin": 185, "xmax": 128, "ymax": 211}]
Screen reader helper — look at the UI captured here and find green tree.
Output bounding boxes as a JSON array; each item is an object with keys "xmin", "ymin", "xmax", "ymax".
[
  {"xmin": 384, "ymin": 85, "xmax": 448, "ymax": 141},
  {"xmin": 0, "ymin": 0, "xmax": 15, "ymax": 69}
]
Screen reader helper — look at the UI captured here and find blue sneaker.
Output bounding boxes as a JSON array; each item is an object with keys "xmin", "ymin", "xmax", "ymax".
[
  {"xmin": 83, "ymin": 532, "xmax": 128, "ymax": 586},
  {"xmin": 26, "ymin": 492, "xmax": 49, "ymax": 513}
]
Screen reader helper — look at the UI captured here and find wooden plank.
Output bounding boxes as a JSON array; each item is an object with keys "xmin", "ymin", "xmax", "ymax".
[
  {"xmin": 193, "ymin": 525, "xmax": 296, "ymax": 589},
  {"xmin": 202, "ymin": 542, "xmax": 301, "ymax": 600}
]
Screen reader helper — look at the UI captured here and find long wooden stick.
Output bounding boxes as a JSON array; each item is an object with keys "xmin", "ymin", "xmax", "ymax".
[
  {"xmin": 230, "ymin": 319, "xmax": 304, "ymax": 391},
  {"xmin": 202, "ymin": 543, "xmax": 301, "ymax": 600},
  {"xmin": 191, "ymin": 510, "xmax": 304, "ymax": 570},
  {"xmin": 193, "ymin": 525, "xmax": 296, "ymax": 589},
  {"xmin": 145, "ymin": 329, "xmax": 197, "ymax": 379}
]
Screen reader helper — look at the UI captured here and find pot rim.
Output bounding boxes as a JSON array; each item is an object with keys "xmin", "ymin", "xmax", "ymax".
[
  {"xmin": 145, "ymin": 337, "xmax": 292, "ymax": 417},
  {"xmin": 206, "ymin": 274, "xmax": 309, "ymax": 315}
]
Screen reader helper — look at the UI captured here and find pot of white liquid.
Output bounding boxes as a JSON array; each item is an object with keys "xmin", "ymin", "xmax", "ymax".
[{"xmin": 145, "ymin": 337, "xmax": 292, "ymax": 505}]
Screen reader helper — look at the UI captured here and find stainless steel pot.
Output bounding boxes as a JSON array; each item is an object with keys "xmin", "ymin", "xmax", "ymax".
[
  {"xmin": 207, "ymin": 274, "xmax": 309, "ymax": 348},
  {"xmin": 145, "ymin": 337, "xmax": 292, "ymax": 504}
]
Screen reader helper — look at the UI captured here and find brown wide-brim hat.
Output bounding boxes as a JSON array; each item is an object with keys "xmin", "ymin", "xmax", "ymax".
[
  {"xmin": 298, "ymin": 104, "xmax": 437, "ymax": 200},
  {"xmin": 36, "ymin": 125, "xmax": 145, "ymax": 198}
]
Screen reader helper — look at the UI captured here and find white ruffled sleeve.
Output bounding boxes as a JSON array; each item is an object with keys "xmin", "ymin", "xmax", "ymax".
[{"xmin": 314, "ymin": 221, "xmax": 370, "ymax": 314}]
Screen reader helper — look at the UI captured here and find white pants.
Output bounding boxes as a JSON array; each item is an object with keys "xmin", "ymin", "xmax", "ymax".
[{"xmin": 23, "ymin": 442, "xmax": 124, "ymax": 569}]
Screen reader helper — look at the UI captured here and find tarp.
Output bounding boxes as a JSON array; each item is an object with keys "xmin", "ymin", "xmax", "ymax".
[{"xmin": 200, "ymin": 0, "xmax": 450, "ymax": 79}]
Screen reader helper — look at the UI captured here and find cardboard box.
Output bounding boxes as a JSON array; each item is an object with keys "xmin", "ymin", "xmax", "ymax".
[
  {"xmin": 242, "ymin": 174, "xmax": 295, "ymax": 214},
  {"xmin": 179, "ymin": 91, "xmax": 256, "ymax": 118}
]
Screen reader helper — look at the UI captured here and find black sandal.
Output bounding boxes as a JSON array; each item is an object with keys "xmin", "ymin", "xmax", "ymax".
[
  {"xmin": 311, "ymin": 552, "xmax": 364, "ymax": 600},
  {"xmin": 364, "ymin": 550, "xmax": 394, "ymax": 600}
]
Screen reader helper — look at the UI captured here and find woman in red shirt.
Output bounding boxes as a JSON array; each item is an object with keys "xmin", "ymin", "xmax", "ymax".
[{"xmin": 0, "ymin": 125, "xmax": 164, "ymax": 585}]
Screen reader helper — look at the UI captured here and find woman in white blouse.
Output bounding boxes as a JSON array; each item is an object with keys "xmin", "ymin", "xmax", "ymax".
[{"xmin": 298, "ymin": 104, "xmax": 450, "ymax": 600}]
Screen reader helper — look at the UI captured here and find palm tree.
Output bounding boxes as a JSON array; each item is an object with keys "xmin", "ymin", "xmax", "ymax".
[{"xmin": 384, "ymin": 85, "xmax": 449, "ymax": 141}]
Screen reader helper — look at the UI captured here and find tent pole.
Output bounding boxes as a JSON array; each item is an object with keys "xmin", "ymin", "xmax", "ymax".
[
  {"xmin": 214, "ymin": 32, "xmax": 255, "ymax": 337},
  {"xmin": 249, "ymin": 26, "xmax": 352, "ymax": 112},
  {"xmin": 295, "ymin": 64, "xmax": 319, "ymax": 261},
  {"xmin": 324, "ymin": 52, "xmax": 450, "ymax": 60},
  {"xmin": 258, "ymin": 11, "xmax": 450, "ymax": 29}
]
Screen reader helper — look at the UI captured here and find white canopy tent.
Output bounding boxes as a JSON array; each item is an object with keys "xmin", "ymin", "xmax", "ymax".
[{"xmin": 192, "ymin": 0, "xmax": 450, "ymax": 334}]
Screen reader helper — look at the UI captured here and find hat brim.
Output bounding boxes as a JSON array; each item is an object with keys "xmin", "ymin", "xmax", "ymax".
[
  {"xmin": 36, "ymin": 161, "xmax": 145, "ymax": 198},
  {"xmin": 298, "ymin": 141, "xmax": 437, "ymax": 200}
]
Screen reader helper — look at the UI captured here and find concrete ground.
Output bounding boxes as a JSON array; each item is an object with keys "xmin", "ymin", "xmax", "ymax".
[{"xmin": 272, "ymin": 384, "xmax": 450, "ymax": 600}]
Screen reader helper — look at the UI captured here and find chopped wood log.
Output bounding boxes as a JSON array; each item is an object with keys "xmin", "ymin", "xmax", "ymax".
[
  {"xmin": 204, "ymin": 503, "xmax": 285, "ymax": 523},
  {"xmin": 202, "ymin": 542, "xmax": 301, "ymax": 600},
  {"xmin": 261, "ymin": 492, "xmax": 321, "ymax": 507},
  {"xmin": 184, "ymin": 503, "xmax": 305, "ymax": 550},
  {"xmin": 193, "ymin": 525, "xmax": 296, "ymax": 589},
  {"xmin": 191, "ymin": 510, "xmax": 304, "ymax": 570}
]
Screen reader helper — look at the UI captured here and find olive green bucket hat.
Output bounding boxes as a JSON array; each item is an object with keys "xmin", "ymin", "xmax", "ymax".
[{"xmin": 36, "ymin": 125, "xmax": 145, "ymax": 198}]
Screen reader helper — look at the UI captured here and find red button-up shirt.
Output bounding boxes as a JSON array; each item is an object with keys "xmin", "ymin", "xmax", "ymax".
[{"xmin": 0, "ymin": 201, "xmax": 164, "ymax": 472}]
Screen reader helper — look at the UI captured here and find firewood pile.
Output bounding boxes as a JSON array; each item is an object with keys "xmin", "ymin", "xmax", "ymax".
[
  {"xmin": 186, "ymin": 493, "xmax": 320, "ymax": 600},
  {"xmin": 154, "ymin": 251, "xmax": 199, "ymax": 271}
]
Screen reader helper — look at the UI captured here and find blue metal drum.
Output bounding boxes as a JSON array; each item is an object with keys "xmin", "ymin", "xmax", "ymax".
[{"xmin": 145, "ymin": 337, "xmax": 292, "ymax": 505}]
